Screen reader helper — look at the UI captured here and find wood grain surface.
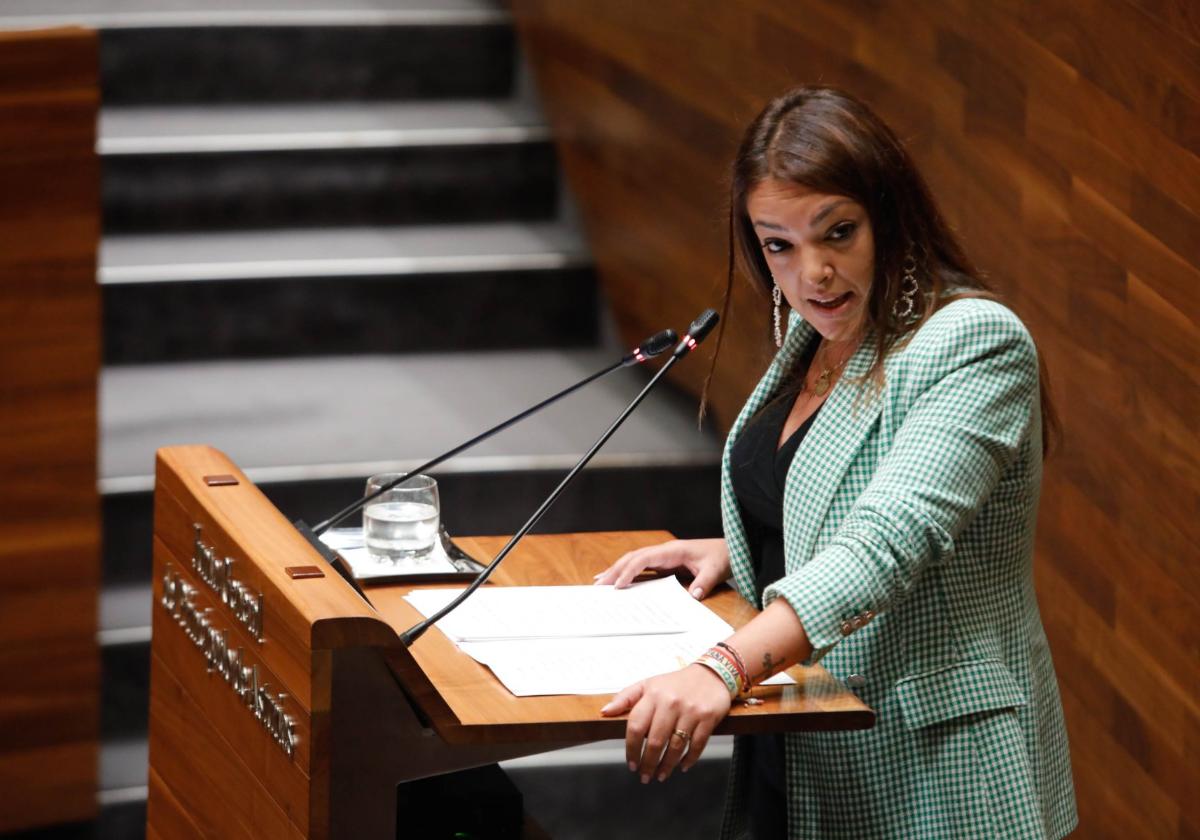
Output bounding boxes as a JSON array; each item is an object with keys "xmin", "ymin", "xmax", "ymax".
[
  {"xmin": 155, "ymin": 447, "xmax": 397, "ymax": 655},
  {"xmin": 371, "ymin": 531, "xmax": 874, "ymax": 743},
  {"xmin": 150, "ymin": 539, "xmax": 315, "ymax": 789},
  {"xmin": 0, "ymin": 26, "xmax": 99, "ymax": 832},
  {"xmin": 150, "ymin": 447, "xmax": 398, "ymax": 840},
  {"xmin": 511, "ymin": 3, "xmax": 1199, "ymax": 837},
  {"xmin": 149, "ymin": 655, "xmax": 306, "ymax": 840}
]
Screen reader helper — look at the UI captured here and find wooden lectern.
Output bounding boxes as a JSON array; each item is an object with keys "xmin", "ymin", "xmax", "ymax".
[{"xmin": 147, "ymin": 446, "xmax": 873, "ymax": 839}]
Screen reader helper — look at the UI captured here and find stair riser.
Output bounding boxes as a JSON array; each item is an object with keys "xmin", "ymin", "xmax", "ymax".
[
  {"xmin": 101, "ymin": 25, "xmax": 515, "ymax": 104},
  {"xmin": 103, "ymin": 142, "xmax": 558, "ymax": 233},
  {"xmin": 6, "ymin": 801, "xmax": 150, "ymax": 840},
  {"xmin": 102, "ymin": 465, "xmax": 722, "ymax": 586},
  {"xmin": 0, "ymin": 819, "xmax": 105, "ymax": 840},
  {"xmin": 101, "ymin": 642, "xmax": 150, "ymax": 743},
  {"xmin": 270, "ymin": 464, "xmax": 723, "ymax": 544},
  {"xmin": 103, "ymin": 267, "xmax": 597, "ymax": 364}
]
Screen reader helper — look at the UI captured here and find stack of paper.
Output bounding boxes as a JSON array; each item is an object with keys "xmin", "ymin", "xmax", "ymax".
[{"xmin": 404, "ymin": 577, "xmax": 794, "ymax": 697}]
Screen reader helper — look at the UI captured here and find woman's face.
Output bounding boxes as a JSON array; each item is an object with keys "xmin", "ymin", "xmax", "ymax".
[{"xmin": 746, "ymin": 178, "xmax": 875, "ymax": 344}]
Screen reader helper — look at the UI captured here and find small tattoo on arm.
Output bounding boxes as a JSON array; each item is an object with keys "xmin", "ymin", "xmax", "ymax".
[{"xmin": 757, "ymin": 652, "xmax": 777, "ymax": 681}]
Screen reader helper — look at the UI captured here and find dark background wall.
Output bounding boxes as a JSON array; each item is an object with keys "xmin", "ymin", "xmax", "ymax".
[{"xmin": 511, "ymin": 2, "xmax": 1199, "ymax": 837}]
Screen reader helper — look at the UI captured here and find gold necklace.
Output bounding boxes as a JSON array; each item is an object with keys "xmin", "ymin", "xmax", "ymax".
[{"xmin": 805, "ymin": 342, "xmax": 854, "ymax": 397}]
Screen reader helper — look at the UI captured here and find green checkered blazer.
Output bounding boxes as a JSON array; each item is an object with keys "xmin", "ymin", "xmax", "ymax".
[{"xmin": 719, "ymin": 299, "xmax": 1077, "ymax": 839}]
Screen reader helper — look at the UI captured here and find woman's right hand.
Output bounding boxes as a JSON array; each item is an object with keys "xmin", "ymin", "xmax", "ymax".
[{"xmin": 593, "ymin": 538, "xmax": 731, "ymax": 599}]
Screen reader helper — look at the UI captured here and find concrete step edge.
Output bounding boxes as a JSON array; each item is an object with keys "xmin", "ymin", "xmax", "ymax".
[
  {"xmin": 100, "ymin": 100, "xmax": 550, "ymax": 155},
  {"xmin": 100, "ymin": 222, "xmax": 590, "ymax": 284},
  {"xmin": 100, "ymin": 251, "xmax": 589, "ymax": 284},
  {"xmin": 0, "ymin": 7, "xmax": 508, "ymax": 31},
  {"xmin": 100, "ymin": 451, "xmax": 721, "ymax": 495},
  {"xmin": 98, "ymin": 785, "xmax": 149, "ymax": 807},
  {"xmin": 100, "ymin": 123, "xmax": 551, "ymax": 155}
]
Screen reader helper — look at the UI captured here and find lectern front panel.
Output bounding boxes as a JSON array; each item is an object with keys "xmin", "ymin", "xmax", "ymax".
[
  {"xmin": 147, "ymin": 446, "xmax": 396, "ymax": 840},
  {"xmin": 149, "ymin": 505, "xmax": 315, "ymax": 837}
]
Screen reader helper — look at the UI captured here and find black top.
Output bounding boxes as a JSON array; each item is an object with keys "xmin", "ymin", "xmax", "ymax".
[
  {"xmin": 729, "ymin": 388, "xmax": 820, "ymax": 604},
  {"xmin": 727, "ymin": 355, "xmax": 821, "ymax": 835}
]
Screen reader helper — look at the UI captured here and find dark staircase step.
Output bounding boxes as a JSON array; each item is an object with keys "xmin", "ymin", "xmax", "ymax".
[
  {"xmin": 99, "ymin": 22, "xmax": 514, "ymax": 104},
  {"xmin": 0, "ymin": 2, "xmax": 514, "ymax": 104},
  {"xmin": 505, "ymin": 742, "xmax": 732, "ymax": 839},
  {"xmin": 96, "ymin": 799, "xmax": 147, "ymax": 840},
  {"xmin": 99, "ymin": 348, "xmax": 723, "ymax": 584},
  {"xmin": 100, "ymin": 102, "xmax": 557, "ymax": 233},
  {"xmin": 100, "ymin": 223, "xmax": 596, "ymax": 362},
  {"xmin": 98, "ymin": 586, "xmax": 151, "ymax": 741},
  {"xmin": 99, "ymin": 350, "xmax": 721, "ymax": 483}
]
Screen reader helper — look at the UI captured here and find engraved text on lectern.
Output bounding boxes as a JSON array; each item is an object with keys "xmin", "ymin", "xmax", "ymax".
[{"xmin": 161, "ymin": 560, "xmax": 297, "ymax": 758}]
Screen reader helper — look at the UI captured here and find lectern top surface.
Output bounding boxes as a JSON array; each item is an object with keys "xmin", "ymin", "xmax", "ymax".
[{"xmin": 367, "ymin": 531, "xmax": 874, "ymax": 745}]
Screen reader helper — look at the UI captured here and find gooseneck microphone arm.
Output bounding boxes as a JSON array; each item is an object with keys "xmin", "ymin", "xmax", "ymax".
[
  {"xmin": 311, "ymin": 328, "xmax": 678, "ymax": 535},
  {"xmin": 399, "ymin": 309, "xmax": 719, "ymax": 648}
]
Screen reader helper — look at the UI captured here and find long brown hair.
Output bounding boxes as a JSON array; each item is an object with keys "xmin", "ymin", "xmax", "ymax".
[{"xmin": 704, "ymin": 86, "xmax": 1058, "ymax": 452}]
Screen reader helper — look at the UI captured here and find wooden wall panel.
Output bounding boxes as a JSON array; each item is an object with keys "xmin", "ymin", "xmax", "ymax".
[
  {"xmin": 0, "ymin": 27, "xmax": 100, "ymax": 832},
  {"xmin": 511, "ymin": 2, "xmax": 1199, "ymax": 837}
]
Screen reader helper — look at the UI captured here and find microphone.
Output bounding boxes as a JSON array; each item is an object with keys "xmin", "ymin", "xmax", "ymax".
[
  {"xmin": 621, "ymin": 328, "xmax": 676, "ymax": 365},
  {"xmin": 672, "ymin": 308, "xmax": 720, "ymax": 358},
  {"xmin": 399, "ymin": 308, "xmax": 719, "ymax": 648},
  {"xmin": 303, "ymin": 328, "xmax": 678, "ymax": 536}
]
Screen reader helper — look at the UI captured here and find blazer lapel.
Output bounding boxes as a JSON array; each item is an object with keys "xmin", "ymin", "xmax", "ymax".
[{"xmin": 781, "ymin": 330, "xmax": 885, "ymax": 572}]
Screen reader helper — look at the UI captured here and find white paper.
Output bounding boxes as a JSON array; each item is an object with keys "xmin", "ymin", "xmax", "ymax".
[
  {"xmin": 403, "ymin": 576, "xmax": 710, "ymax": 642},
  {"xmin": 459, "ymin": 633, "xmax": 717, "ymax": 696},
  {"xmin": 458, "ymin": 633, "xmax": 794, "ymax": 696},
  {"xmin": 404, "ymin": 576, "xmax": 796, "ymax": 696}
]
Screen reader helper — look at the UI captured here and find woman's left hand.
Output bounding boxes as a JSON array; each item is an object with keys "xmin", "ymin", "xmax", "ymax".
[{"xmin": 600, "ymin": 664, "xmax": 732, "ymax": 783}]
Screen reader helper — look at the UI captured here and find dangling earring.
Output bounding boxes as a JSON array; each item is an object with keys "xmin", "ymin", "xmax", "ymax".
[
  {"xmin": 772, "ymin": 283, "xmax": 783, "ymax": 348},
  {"xmin": 893, "ymin": 251, "xmax": 919, "ymax": 321}
]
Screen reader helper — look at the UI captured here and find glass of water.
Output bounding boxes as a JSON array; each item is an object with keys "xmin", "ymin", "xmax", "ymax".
[{"xmin": 363, "ymin": 473, "xmax": 440, "ymax": 563}]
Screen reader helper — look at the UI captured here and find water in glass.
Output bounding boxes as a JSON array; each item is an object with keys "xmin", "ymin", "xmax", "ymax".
[
  {"xmin": 363, "ymin": 473, "xmax": 439, "ymax": 561},
  {"xmin": 364, "ymin": 501, "xmax": 439, "ymax": 560}
]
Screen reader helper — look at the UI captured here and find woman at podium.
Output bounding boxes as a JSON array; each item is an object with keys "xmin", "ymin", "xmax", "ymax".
[{"xmin": 596, "ymin": 86, "xmax": 1077, "ymax": 839}]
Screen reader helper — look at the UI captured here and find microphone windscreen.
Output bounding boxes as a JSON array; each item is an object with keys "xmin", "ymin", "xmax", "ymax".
[
  {"xmin": 641, "ymin": 329, "xmax": 678, "ymax": 357},
  {"xmin": 687, "ymin": 308, "xmax": 720, "ymax": 344}
]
